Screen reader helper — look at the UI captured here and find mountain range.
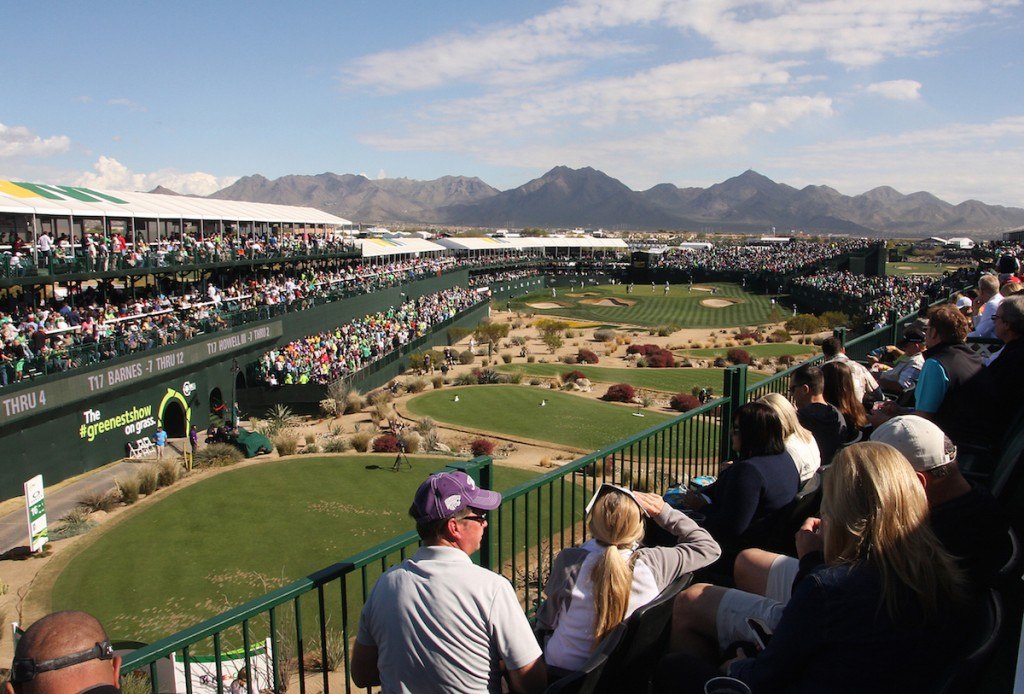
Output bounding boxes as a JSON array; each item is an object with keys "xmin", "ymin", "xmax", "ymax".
[{"xmin": 204, "ymin": 167, "xmax": 1024, "ymax": 238}]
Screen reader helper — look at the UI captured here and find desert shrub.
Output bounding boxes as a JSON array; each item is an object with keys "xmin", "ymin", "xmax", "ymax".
[
  {"xmin": 322, "ymin": 437, "xmax": 351, "ymax": 453},
  {"xmin": 657, "ymin": 324, "xmax": 677, "ymax": 337},
  {"xmin": 448, "ymin": 326, "xmax": 473, "ymax": 344},
  {"xmin": 735, "ymin": 327, "xmax": 760, "ymax": 341},
  {"xmin": 713, "ymin": 357, "xmax": 728, "ymax": 368},
  {"xmin": 264, "ymin": 404, "xmax": 297, "ymax": 436},
  {"xmin": 670, "ymin": 393, "xmax": 702, "ymax": 412},
  {"xmin": 786, "ymin": 313, "xmax": 823, "ymax": 335},
  {"xmin": 727, "ymin": 348, "xmax": 752, "ymax": 365},
  {"xmin": 771, "ymin": 328, "xmax": 791, "ymax": 342},
  {"xmin": 373, "ymin": 434, "xmax": 401, "ymax": 453},
  {"xmin": 51, "ymin": 507, "xmax": 96, "ymax": 541},
  {"xmin": 319, "ymin": 398, "xmax": 338, "ymax": 418},
  {"xmin": 137, "ymin": 465, "xmax": 159, "ymax": 495},
  {"xmin": 194, "ymin": 443, "xmax": 244, "ymax": 468},
  {"xmin": 626, "ymin": 343, "xmax": 651, "ymax": 356},
  {"xmin": 821, "ymin": 311, "xmax": 850, "ymax": 329},
  {"xmin": 368, "ymin": 390, "xmax": 392, "ymax": 407},
  {"xmin": 400, "ymin": 431, "xmax": 422, "ymax": 454},
  {"xmin": 536, "ymin": 318, "xmax": 569, "ymax": 336},
  {"xmin": 472, "ymin": 368, "xmax": 501, "ymax": 384},
  {"xmin": 562, "ymin": 369, "xmax": 587, "ymax": 383},
  {"xmin": 454, "ymin": 372, "xmax": 479, "ymax": 386},
  {"xmin": 561, "ymin": 353, "xmax": 578, "ymax": 364},
  {"xmin": 116, "ymin": 476, "xmax": 141, "ymax": 505},
  {"xmin": 527, "ymin": 355, "xmax": 536, "ymax": 363},
  {"xmin": 577, "ymin": 348, "xmax": 599, "ymax": 364},
  {"xmin": 342, "ymin": 390, "xmax": 364, "ymax": 414},
  {"xmin": 501, "ymin": 353, "xmax": 513, "ymax": 364},
  {"xmin": 645, "ymin": 348, "xmax": 675, "ymax": 368},
  {"xmin": 475, "ymin": 320, "xmax": 510, "ymax": 344},
  {"xmin": 510, "ymin": 335, "xmax": 527, "ymax": 346},
  {"xmin": 405, "ymin": 378, "xmax": 428, "ymax": 394},
  {"xmin": 408, "ymin": 349, "xmax": 444, "ymax": 372},
  {"xmin": 602, "ymin": 383, "xmax": 636, "ymax": 403},
  {"xmin": 432, "ymin": 375, "xmax": 444, "ymax": 389},
  {"xmin": 157, "ymin": 459, "xmax": 181, "ymax": 487},
  {"xmin": 470, "ymin": 438, "xmax": 496, "ymax": 457},
  {"xmin": 305, "ymin": 433, "xmax": 317, "ymax": 446},
  {"xmin": 458, "ymin": 350, "xmax": 475, "ymax": 365},
  {"xmin": 350, "ymin": 431, "xmax": 374, "ymax": 453},
  {"xmin": 778, "ymin": 354, "xmax": 797, "ymax": 366},
  {"xmin": 415, "ymin": 417, "xmax": 436, "ymax": 435},
  {"xmin": 501, "ymin": 371, "xmax": 524, "ymax": 384},
  {"xmin": 529, "ymin": 377, "xmax": 543, "ymax": 386},
  {"xmin": 273, "ymin": 433, "xmax": 299, "ymax": 456},
  {"xmin": 79, "ymin": 490, "xmax": 118, "ymax": 513},
  {"xmin": 593, "ymin": 329, "xmax": 616, "ymax": 342},
  {"xmin": 542, "ymin": 333, "xmax": 564, "ymax": 352}
]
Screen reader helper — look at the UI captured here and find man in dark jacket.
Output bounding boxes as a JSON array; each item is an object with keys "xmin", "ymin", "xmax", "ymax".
[{"xmin": 790, "ymin": 364, "xmax": 847, "ymax": 466}]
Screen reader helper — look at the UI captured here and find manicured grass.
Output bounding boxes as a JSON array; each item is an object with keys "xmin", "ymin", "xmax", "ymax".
[
  {"xmin": 494, "ymin": 363, "xmax": 766, "ymax": 393},
  {"xmin": 52, "ymin": 456, "xmax": 542, "ymax": 644},
  {"xmin": 676, "ymin": 343, "xmax": 816, "ymax": 358},
  {"xmin": 511, "ymin": 283, "xmax": 777, "ymax": 328},
  {"xmin": 886, "ymin": 261, "xmax": 970, "ymax": 277},
  {"xmin": 407, "ymin": 385, "xmax": 676, "ymax": 450}
]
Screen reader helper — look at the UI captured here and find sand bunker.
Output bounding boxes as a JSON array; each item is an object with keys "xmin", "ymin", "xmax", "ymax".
[
  {"xmin": 692, "ymin": 286, "xmax": 714, "ymax": 292},
  {"xmin": 527, "ymin": 302, "xmax": 567, "ymax": 309},
  {"xmin": 701, "ymin": 298, "xmax": 739, "ymax": 308},
  {"xmin": 895, "ymin": 265, "xmax": 915, "ymax": 270},
  {"xmin": 580, "ymin": 297, "xmax": 636, "ymax": 307},
  {"xmin": 566, "ymin": 292, "xmax": 601, "ymax": 297}
]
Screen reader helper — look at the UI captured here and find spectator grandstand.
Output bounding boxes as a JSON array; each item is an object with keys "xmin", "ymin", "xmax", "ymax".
[{"xmin": 654, "ymin": 238, "xmax": 875, "ymax": 275}]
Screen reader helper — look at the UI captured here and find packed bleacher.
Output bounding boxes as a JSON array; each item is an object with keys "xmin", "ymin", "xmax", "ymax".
[
  {"xmin": 789, "ymin": 269, "xmax": 963, "ymax": 320},
  {"xmin": 654, "ymin": 239, "xmax": 875, "ymax": 275},
  {"xmin": 254, "ymin": 286, "xmax": 481, "ymax": 385}
]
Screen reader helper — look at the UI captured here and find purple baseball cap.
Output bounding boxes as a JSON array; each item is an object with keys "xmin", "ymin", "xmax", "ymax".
[{"xmin": 411, "ymin": 471, "xmax": 502, "ymax": 522}]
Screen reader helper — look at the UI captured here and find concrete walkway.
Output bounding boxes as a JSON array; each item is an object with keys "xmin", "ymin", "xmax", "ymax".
[{"xmin": 0, "ymin": 440, "xmax": 186, "ymax": 555}]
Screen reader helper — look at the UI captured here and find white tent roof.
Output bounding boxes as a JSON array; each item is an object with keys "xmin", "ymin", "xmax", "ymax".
[
  {"xmin": 0, "ymin": 180, "xmax": 351, "ymax": 226},
  {"xmin": 434, "ymin": 236, "xmax": 627, "ymax": 251},
  {"xmin": 355, "ymin": 236, "xmax": 448, "ymax": 257}
]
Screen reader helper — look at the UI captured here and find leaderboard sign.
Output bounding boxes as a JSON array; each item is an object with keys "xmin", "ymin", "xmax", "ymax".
[{"xmin": 0, "ymin": 321, "xmax": 283, "ymax": 429}]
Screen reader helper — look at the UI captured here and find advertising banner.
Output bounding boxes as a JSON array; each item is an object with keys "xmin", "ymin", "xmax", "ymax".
[{"xmin": 24, "ymin": 474, "xmax": 47, "ymax": 552}]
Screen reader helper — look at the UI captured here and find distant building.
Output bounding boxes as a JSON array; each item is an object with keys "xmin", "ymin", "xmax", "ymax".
[
  {"xmin": 915, "ymin": 237, "xmax": 947, "ymax": 249},
  {"xmin": 944, "ymin": 237, "xmax": 976, "ymax": 250}
]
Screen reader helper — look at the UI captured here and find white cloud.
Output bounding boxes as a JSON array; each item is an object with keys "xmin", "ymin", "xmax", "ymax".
[
  {"xmin": 0, "ymin": 123, "xmax": 71, "ymax": 158},
  {"xmin": 73, "ymin": 156, "xmax": 238, "ymax": 196},
  {"xmin": 770, "ymin": 116, "xmax": 1024, "ymax": 206},
  {"xmin": 107, "ymin": 98, "xmax": 147, "ymax": 113},
  {"xmin": 865, "ymin": 80, "xmax": 922, "ymax": 100}
]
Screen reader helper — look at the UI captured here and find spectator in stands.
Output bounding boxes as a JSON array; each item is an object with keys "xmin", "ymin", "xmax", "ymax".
[
  {"xmin": 790, "ymin": 364, "xmax": 847, "ymax": 466},
  {"xmin": 820, "ymin": 336, "xmax": 880, "ymax": 404},
  {"xmin": 986, "ymin": 295, "xmax": 1024, "ymax": 405},
  {"xmin": 351, "ymin": 471, "xmax": 546, "ymax": 693},
  {"xmin": 672, "ymin": 443, "xmax": 968, "ymax": 693},
  {"xmin": 7, "ymin": 610, "xmax": 120, "ymax": 694},
  {"xmin": 968, "ymin": 274, "xmax": 1003, "ymax": 338},
  {"xmin": 879, "ymin": 304, "xmax": 996, "ymax": 454},
  {"xmin": 821, "ymin": 361, "xmax": 869, "ymax": 440},
  {"xmin": 873, "ymin": 327, "xmax": 926, "ymax": 395},
  {"xmin": 757, "ymin": 393, "xmax": 820, "ymax": 484},
  {"xmin": 682, "ymin": 402, "xmax": 799, "ymax": 547},
  {"xmin": 537, "ymin": 487, "xmax": 720, "ymax": 676}
]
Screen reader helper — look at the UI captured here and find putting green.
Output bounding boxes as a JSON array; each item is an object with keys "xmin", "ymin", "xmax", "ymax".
[
  {"xmin": 494, "ymin": 364, "xmax": 766, "ymax": 394},
  {"xmin": 511, "ymin": 283, "xmax": 777, "ymax": 328},
  {"xmin": 407, "ymin": 385, "xmax": 676, "ymax": 450},
  {"xmin": 51, "ymin": 456, "xmax": 541, "ymax": 644}
]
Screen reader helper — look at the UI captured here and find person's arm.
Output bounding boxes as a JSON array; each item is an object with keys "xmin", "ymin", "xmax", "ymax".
[
  {"xmin": 633, "ymin": 493, "xmax": 721, "ymax": 582},
  {"xmin": 534, "ymin": 548, "xmax": 585, "ymax": 633},
  {"xmin": 350, "ymin": 640, "xmax": 381, "ymax": 688},
  {"xmin": 911, "ymin": 359, "xmax": 949, "ymax": 415},
  {"xmin": 700, "ymin": 463, "xmax": 763, "ymax": 543},
  {"xmin": 507, "ymin": 657, "xmax": 547, "ymax": 694}
]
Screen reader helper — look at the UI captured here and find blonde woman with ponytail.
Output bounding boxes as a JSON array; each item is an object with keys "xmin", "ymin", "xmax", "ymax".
[{"xmin": 537, "ymin": 488, "xmax": 720, "ymax": 675}]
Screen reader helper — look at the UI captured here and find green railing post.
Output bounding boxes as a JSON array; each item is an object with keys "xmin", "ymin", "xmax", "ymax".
[
  {"xmin": 445, "ymin": 456, "xmax": 494, "ymax": 569},
  {"xmin": 719, "ymin": 365, "xmax": 747, "ymax": 461},
  {"xmin": 832, "ymin": 326, "xmax": 847, "ymax": 346},
  {"xmin": 888, "ymin": 309, "xmax": 900, "ymax": 346}
]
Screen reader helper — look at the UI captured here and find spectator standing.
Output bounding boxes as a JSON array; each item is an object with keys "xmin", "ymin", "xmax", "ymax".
[
  {"xmin": 351, "ymin": 471, "xmax": 545, "ymax": 693},
  {"xmin": 153, "ymin": 426, "xmax": 167, "ymax": 459}
]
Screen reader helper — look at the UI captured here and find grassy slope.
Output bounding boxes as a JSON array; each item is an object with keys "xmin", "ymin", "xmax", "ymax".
[
  {"xmin": 511, "ymin": 283, "xmax": 776, "ymax": 328},
  {"xmin": 407, "ymin": 385, "xmax": 675, "ymax": 450},
  {"xmin": 676, "ymin": 343, "xmax": 815, "ymax": 358},
  {"xmin": 494, "ymin": 363, "xmax": 766, "ymax": 393},
  {"xmin": 53, "ymin": 456, "xmax": 539, "ymax": 643}
]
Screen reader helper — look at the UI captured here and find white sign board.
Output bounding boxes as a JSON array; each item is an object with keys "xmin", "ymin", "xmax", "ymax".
[{"xmin": 24, "ymin": 475, "xmax": 47, "ymax": 552}]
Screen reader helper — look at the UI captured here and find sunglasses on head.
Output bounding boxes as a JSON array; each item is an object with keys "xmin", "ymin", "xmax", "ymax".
[{"xmin": 10, "ymin": 641, "xmax": 115, "ymax": 684}]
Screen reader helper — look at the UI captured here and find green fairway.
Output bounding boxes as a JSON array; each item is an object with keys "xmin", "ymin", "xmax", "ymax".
[
  {"xmin": 52, "ymin": 456, "xmax": 541, "ymax": 644},
  {"xmin": 408, "ymin": 385, "xmax": 677, "ymax": 449},
  {"xmin": 886, "ymin": 261, "xmax": 969, "ymax": 277},
  {"xmin": 676, "ymin": 343, "xmax": 815, "ymax": 358},
  {"xmin": 511, "ymin": 283, "xmax": 775, "ymax": 328},
  {"xmin": 494, "ymin": 363, "xmax": 766, "ymax": 393}
]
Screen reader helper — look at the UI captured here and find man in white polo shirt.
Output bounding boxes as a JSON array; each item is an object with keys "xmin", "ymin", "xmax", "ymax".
[{"xmin": 352, "ymin": 471, "xmax": 546, "ymax": 693}]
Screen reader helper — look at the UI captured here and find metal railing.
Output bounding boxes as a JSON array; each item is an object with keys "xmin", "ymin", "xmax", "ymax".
[{"xmin": 120, "ymin": 395, "xmax": 729, "ymax": 693}]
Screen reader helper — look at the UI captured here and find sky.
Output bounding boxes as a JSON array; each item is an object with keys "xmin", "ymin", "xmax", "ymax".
[{"xmin": 2, "ymin": 0, "xmax": 1023, "ymax": 208}]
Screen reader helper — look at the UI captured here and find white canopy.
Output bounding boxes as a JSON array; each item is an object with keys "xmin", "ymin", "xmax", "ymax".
[
  {"xmin": 355, "ymin": 236, "xmax": 448, "ymax": 257},
  {"xmin": 0, "ymin": 180, "xmax": 351, "ymax": 226}
]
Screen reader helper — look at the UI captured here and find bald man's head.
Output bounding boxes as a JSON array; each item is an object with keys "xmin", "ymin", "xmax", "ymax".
[{"xmin": 7, "ymin": 611, "xmax": 120, "ymax": 694}]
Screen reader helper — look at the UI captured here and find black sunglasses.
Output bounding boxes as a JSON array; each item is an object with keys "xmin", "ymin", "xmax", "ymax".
[
  {"xmin": 10, "ymin": 641, "xmax": 115, "ymax": 684},
  {"xmin": 460, "ymin": 512, "xmax": 487, "ymax": 524}
]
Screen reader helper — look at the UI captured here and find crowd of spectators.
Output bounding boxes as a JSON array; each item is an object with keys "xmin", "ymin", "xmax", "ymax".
[
  {"xmin": 654, "ymin": 239, "xmax": 875, "ymax": 275},
  {"xmin": 255, "ymin": 287, "xmax": 481, "ymax": 385},
  {"xmin": 467, "ymin": 267, "xmax": 541, "ymax": 287}
]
